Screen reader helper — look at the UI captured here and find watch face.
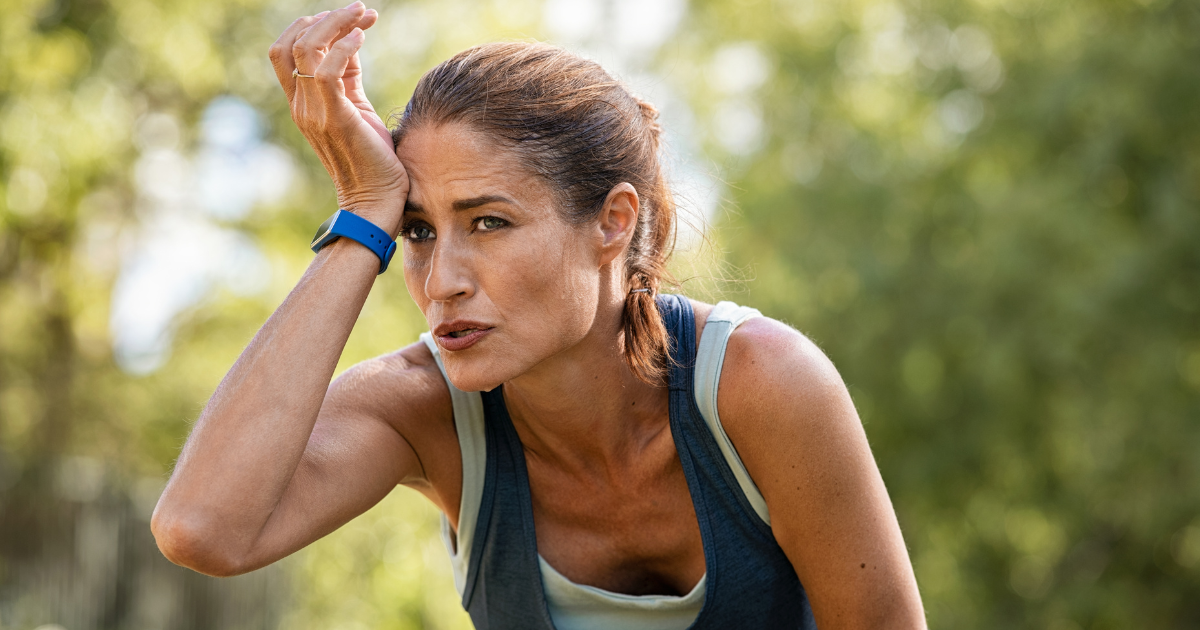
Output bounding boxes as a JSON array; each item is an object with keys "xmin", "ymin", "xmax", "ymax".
[{"xmin": 311, "ymin": 212, "xmax": 339, "ymax": 246}]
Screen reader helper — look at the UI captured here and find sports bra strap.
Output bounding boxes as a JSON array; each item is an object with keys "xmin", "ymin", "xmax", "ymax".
[{"xmin": 693, "ymin": 301, "xmax": 771, "ymax": 526}]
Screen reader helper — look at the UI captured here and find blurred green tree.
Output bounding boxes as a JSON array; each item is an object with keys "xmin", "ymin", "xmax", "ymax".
[{"xmin": 673, "ymin": 0, "xmax": 1200, "ymax": 626}]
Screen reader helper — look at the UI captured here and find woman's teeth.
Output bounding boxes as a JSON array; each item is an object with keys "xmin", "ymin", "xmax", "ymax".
[{"xmin": 448, "ymin": 329, "xmax": 477, "ymax": 338}]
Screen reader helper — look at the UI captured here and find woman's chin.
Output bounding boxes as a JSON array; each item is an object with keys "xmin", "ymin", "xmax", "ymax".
[
  {"xmin": 443, "ymin": 362, "xmax": 510, "ymax": 393},
  {"xmin": 439, "ymin": 335, "xmax": 569, "ymax": 393}
]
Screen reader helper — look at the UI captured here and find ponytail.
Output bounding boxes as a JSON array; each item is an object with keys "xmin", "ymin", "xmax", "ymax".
[{"xmin": 621, "ymin": 98, "xmax": 675, "ymax": 386}]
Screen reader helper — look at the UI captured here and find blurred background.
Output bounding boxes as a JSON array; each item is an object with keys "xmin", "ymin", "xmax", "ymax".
[{"xmin": 1, "ymin": 0, "xmax": 1198, "ymax": 627}]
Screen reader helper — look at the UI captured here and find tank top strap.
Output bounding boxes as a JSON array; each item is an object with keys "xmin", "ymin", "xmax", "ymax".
[
  {"xmin": 654, "ymin": 294, "xmax": 816, "ymax": 628},
  {"xmin": 656, "ymin": 294, "xmax": 698, "ymax": 394},
  {"xmin": 419, "ymin": 332, "xmax": 487, "ymax": 597},
  {"xmin": 693, "ymin": 302, "xmax": 771, "ymax": 526},
  {"xmin": 652, "ymin": 295, "xmax": 772, "ymax": 535}
]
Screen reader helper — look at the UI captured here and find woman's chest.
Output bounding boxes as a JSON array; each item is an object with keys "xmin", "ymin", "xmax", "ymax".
[{"xmin": 524, "ymin": 450, "xmax": 706, "ymax": 597}]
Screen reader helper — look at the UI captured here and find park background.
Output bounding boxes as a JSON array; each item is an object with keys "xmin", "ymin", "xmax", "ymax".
[{"xmin": 1, "ymin": 0, "xmax": 1199, "ymax": 627}]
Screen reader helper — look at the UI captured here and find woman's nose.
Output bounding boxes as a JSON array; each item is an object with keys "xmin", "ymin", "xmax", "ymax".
[{"xmin": 424, "ymin": 242, "xmax": 475, "ymax": 302}]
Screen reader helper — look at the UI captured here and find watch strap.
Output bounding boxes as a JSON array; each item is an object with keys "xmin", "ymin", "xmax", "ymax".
[{"xmin": 310, "ymin": 209, "xmax": 398, "ymax": 274}]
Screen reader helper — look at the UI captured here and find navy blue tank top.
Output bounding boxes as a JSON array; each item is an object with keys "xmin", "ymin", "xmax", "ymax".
[{"xmin": 459, "ymin": 294, "xmax": 817, "ymax": 629}]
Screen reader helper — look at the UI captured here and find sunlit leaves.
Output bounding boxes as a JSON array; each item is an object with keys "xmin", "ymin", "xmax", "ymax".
[{"xmin": 685, "ymin": 0, "xmax": 1200, "ymax": 625}]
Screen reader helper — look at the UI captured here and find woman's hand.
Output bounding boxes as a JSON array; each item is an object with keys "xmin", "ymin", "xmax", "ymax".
[{"xmin": 269, "ymin": 2, "xmax": 408, "ymax": 235}]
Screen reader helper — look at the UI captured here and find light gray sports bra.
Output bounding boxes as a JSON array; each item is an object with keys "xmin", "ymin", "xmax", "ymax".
[{"xmin": 420, "ymin": 301, "xmax": 770, "ymax": 630}]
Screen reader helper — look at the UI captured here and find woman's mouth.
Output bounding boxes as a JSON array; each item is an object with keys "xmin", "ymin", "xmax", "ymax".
[{"xmin": 434, "ymin": 323, "xmax": 494, "ymax": 351}]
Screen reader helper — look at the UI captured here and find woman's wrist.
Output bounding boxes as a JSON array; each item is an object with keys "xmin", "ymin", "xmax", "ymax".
[
  {"xmin": 314, "ymin": 233, "xmax": 388, "ymax": 275},
  {"xmin": 337, "ymin": 200, "xmax": 403, "ymax": 238}
]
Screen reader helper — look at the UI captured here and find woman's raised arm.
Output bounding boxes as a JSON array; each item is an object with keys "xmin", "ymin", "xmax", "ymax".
[{"xmin": 150, "ymin": 3, "xmax": 433, "ymax": 577}]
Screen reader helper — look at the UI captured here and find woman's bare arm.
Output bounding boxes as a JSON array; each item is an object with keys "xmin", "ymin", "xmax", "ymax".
[
  {"xmin": 151, "ymin": 244, "xmax": 445, "ymax": 576},
  {"xmin": 150, "ymin": 4, "xmax": 434, "ymax": 576},
  {"xmin": 718, "ymin": 318, "xmax": 926, "ymax": 629}
]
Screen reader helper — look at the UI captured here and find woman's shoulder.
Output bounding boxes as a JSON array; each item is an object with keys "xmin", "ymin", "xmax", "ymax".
[
  {"xmin": 333, "ymin": 339, "xmax": 451, "ymax": 416},
  {"xmin": 687, "ymin": 297, "xmax": 831, "ymax": 378},
  {"xmin": 692, "ymin": 303, "xmax": 923, "ymax": 620},
  {"xmin": 726, "ymin": 313, "xmax": 834, "ymax": 379},
  {"xmin": 330, "ymin": 340, "xmax": 458, "ymax": 467},
  {"xmin": 698, "ymin": 300, "xmax": 852, "ymax": 436}
]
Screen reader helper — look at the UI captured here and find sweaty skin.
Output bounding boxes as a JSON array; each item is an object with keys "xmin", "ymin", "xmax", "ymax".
[{"xmin": 150, "ymin": 3, "xmax": 926, "ymax": 627}]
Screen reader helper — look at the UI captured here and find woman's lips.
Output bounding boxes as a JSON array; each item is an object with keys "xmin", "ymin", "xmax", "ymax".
[{"xmin": 436, "ymin": 327, "xmax": 494, "ymax": 351}]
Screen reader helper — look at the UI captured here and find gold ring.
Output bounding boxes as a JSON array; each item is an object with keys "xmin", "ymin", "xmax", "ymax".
[{"xmin": 292, "ymin": 68, "xmax": 316, "ymax": 79}]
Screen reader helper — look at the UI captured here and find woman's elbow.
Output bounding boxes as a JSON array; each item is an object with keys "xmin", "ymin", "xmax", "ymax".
[{"xmin": 150, "ymin": 506, "xmax": 251, "ymax": 577}]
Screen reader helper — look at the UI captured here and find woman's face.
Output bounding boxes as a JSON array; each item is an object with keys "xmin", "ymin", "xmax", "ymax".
[{"xmin": 395, "ymin": 122, "xmax": 609, "ymax": 392}]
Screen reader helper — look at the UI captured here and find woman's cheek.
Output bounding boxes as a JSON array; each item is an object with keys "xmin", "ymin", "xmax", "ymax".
[
  {"xmin": 485, "ymin": 230, "xmax": 557, "ymax": 300},
  {"xmin": 402, "ymin": 253, "xmax": 430, "ymax": 307}
]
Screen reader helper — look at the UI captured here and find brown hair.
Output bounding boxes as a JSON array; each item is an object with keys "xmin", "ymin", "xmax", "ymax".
[{"xmin": 392, "ymin": 42, "xmax": 676, "ymax": 385}]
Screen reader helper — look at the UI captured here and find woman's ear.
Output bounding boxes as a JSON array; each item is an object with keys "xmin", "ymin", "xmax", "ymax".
[{"xmin": 596, "ymin": 183, "xmax": 639, "ymax": 266}]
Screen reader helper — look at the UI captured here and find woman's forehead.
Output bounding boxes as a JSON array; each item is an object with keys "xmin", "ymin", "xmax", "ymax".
[{"xmin": 396, "ymin": 122, "xmax": 542, "ymax": 208}]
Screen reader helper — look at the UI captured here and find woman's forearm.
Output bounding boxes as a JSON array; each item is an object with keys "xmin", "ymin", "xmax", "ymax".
[{"xmin": 151, "ymin": 236, "xmax": 382, "ymax": 571}]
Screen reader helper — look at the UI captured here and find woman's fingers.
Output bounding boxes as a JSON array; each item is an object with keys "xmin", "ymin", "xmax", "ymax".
[
  {"xmin": 292, "ymin": 2, "xmax": 371, "ymax": 76},
  {"xmin": 268, "ymin": 11, "xmax": 329, "ymax": 101},
  {"xmin": 275, "ymin": 3, "xmax": 405, "ymax": 226},
  {"xmin": 315, "ymin": 28, "xmax": 366, "ymax": 114},
  {"xmin": 291, "ymin": 10, "xmax": 373, "ymax": 69}
]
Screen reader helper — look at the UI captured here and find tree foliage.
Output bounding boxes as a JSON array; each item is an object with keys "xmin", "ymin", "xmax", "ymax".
[
  {"xmin": 0, "ymin": 0, "xmax": 1197, "ymax": 627},
  {"xmin": 679, "ymin": 0, "xmax": 1200, "ymax": 626}
]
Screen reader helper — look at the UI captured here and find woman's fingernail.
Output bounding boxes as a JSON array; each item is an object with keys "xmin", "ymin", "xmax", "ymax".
[{"xmin": 315, "ymin": 10, "xmax": 330, "ymax": 17}]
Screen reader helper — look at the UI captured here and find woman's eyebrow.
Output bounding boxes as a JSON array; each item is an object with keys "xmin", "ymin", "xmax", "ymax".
[
  {"xmin": 402, "ymin": 195, "xmax": 514, "ymax": 215},
  {"xmin": 452, "ymin": 195, "xmax": 515, "ymax": 212}
]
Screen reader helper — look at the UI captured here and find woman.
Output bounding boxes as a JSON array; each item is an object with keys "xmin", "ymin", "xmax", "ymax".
[{"xmin": 151, "ymin": 2, "xmax": 926, "ymax": 628}]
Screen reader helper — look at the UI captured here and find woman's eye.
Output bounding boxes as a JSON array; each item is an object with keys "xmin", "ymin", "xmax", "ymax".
[
  {"xmin": 476, "ymin": 216, "xmax": 506, "ymax": 231},
  {"xmin": 404, "ymin": 224, "xmax": 434, "ymax": 241}
]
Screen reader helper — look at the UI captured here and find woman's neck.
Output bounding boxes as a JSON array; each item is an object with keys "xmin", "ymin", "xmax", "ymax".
[{"xmin": 501, "ymin": 299, "xmax": 671, "ymax": 477}]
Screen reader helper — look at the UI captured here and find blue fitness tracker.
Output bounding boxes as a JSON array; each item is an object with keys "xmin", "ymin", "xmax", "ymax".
[{"xmin": 310, "ymin": 209, "xmax": 397, "ymax": 274}]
